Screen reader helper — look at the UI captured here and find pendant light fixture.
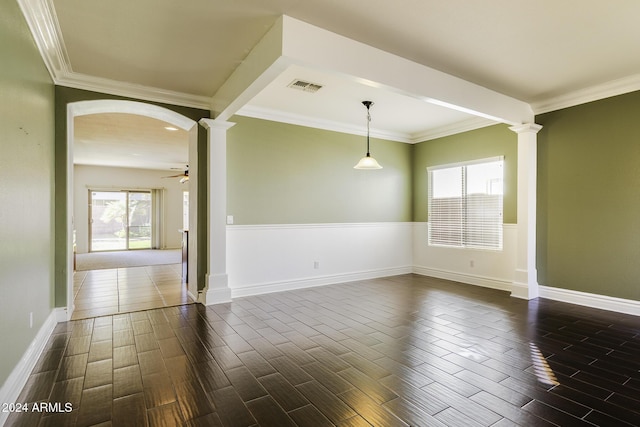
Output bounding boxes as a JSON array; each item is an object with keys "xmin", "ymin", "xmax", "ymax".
[{"xmin": 354, "ymin": 101, "xmax": 382, "ymax": 169}]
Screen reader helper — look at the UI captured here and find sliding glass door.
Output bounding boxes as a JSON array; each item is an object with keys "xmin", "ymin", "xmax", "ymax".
[{"xmin": 90, "ymin": 190, "xmax": 152, "ymax": 252}]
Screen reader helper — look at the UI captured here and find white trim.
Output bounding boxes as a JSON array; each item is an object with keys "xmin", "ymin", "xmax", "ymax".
[
  {"xmin": 228, "ymin": 222, "xmax": 414, "ymax": 231},
  {"xmin": 68, "ymin": 100, "xmax": 197, "ymax": 130},
  {"xmin": 236, "ymin": 105, "xmax": 413, "ymax": 143},
  {"xmin": 235, "ymin": 106, "xmax": 501, "ymax": 144},
  {"xmin": 0, "ymin": 309, "xmax": 60, "ymax": 426},
  {"xmin": 204, "ymin": 287, "xmax": 233, "ymax": 305},
  {"xmin": 16, "ymin": 0, "xmax": 70, "ymax": 81},
  {"xmin": 532, "ymin": 73, "xmax": 640, "ymax": 115},
  {"xmin": 426, "ymin": 155, "xmax": 504, "ymax": 171},
  {"xmin": 55, "ymin": 306, "xmax": 68, "ymax": 323},
  {"xmin": 18, "ymin": 0, "xmax": 640, "ymax": 126},
  {"xmin": 16, "ymin": 0, "xmax": 211, "ymax": 110},
  {"xmin": 510, "ymin": 279, "xmax": 536, "ymax": 300},
  {"xmin": 57, "ymin": 74, "xmax": 211, "ymax": 110},
  {"xmin": 232, "ymin": 266, "xmax": 412, "ymax": 298},
  {"xmin": 412, "ymin": 266, "xmax": 512, "ymax": 292},
  {"xmin": 66, "ymin": 100, "xmax": 200, "ymax": 319},
  {"xmin": 412, "ymin": 117, "xmax": 498, "ymax": 142},
  {"xmin": 539, "ymin": 286, "xmax": 640, "ymax": 316},
  {"xmin": 413, "ymin": 264, "xmax": 640, "ymax": 317}
]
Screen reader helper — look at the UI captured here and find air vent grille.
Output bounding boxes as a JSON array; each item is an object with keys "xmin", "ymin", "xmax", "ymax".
[{"xmin": 287, "ymin": 79, "xmax": 323, "ymax": 93}]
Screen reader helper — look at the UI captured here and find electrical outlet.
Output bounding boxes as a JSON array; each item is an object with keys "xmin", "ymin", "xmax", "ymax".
[
  {"xmin": 470, "ymin": 260, "xmax": 475, "ymax": 268},
  {"xmin": 314, "ymin": 261, "xmax": 320, "ymax": 269},
  {"xmin": 29, "ymin": 312, "xmax": 33, "ymax": 328}
]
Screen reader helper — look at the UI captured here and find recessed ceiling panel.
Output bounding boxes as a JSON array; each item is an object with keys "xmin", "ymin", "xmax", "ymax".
[{"xmin": 243, "ymin": 65, "xmax": 480, "ymax": 141}]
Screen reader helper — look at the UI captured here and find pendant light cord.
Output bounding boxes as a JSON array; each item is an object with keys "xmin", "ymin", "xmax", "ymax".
[{"xmin": 366, "ymin": 103, "xmax": 371, "ymax": 156}]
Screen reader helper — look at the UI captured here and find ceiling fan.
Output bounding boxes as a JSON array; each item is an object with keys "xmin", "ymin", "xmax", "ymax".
[{"xmin": 162, "ymin": 166, "xmax": 189, "ymax": 183}]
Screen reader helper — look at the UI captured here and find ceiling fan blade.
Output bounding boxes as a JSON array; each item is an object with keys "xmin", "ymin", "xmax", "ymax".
[{"xmin": 161, "ymin": 173, "xmax": 185, "ymax": 178}]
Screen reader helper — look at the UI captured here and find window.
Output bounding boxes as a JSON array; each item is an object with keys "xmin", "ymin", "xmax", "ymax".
[
  {"xmin": 428, "ymin": 157, "xmax": 503, "ymax": 250},
  {"xmin": 182, "ymin": 191, "xmax": 189, "ymax": 230}
]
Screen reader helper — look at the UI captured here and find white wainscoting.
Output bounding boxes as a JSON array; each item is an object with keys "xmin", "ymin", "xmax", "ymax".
[
  {"xmin": 412, "ymin": 222, "xmax": 518, "ymax": 292},
  {"xmin": 227, "ymin": 222, "xmax": 413, "ymax": 297},
  {"xmin": 412, "ymin": 222, "xmax": 640, "ymax": 315}
]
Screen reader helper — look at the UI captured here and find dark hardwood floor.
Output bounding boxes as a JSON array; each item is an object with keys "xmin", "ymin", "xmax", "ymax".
[{"xmin": 5, "ymin": 274, "xmax": 640, "ymax": 426}]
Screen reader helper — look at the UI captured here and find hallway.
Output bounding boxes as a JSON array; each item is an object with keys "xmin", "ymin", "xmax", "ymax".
[{"xmin": 72, "ymin": 264, "xmax": 194, "ymax": 320}]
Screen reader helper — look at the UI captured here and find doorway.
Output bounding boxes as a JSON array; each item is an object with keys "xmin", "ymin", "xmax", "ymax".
[
  {"xmin": 89, "ymin": 190, "xmax": 153, "ymax": 252},
  {"xmin": 65, "ymin": 100, "xmax": 200, "ymax": 320}
]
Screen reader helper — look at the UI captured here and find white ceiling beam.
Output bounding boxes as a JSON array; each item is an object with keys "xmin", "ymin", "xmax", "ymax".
[
  {"xmin": 213, "ymin": 15, "xmax": 534, "ymax": 126},
  {"xmin": 279, "ymin": 16, "xmax": 534, "ymax": 126},
  {"xmin": 210, "ymin": 17, "xmax": 288, "ymax": 121}
]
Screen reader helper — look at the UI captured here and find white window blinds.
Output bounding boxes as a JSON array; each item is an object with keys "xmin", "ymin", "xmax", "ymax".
[{"xmin": 428, "ymin": 157, "xmax": 503, "ymax": 250}]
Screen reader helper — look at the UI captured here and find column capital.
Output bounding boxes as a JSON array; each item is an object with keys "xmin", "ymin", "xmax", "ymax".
[
  {"xmin": 199, "ymin": 118, "xmax": 236, "ymax": 131},
  {"xmin": 509, "ymin": 123, "xmax": 542, "ymax": 134}
]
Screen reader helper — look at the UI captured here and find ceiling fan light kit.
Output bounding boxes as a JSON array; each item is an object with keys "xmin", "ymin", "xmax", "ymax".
[{"xmin": 162, "ymin": 166, "xmax": 189, "ymax": 183}]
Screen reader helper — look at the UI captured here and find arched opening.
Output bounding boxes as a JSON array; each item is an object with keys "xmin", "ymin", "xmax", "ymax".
[{"xmin": 65, "ymin": 100, "xmax": 200, "ymax": 319}]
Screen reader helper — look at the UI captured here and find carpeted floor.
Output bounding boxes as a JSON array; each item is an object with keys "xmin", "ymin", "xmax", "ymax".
[{"xmin": 75, "ymin": 249, "xmax": 181, "ymax": 270}]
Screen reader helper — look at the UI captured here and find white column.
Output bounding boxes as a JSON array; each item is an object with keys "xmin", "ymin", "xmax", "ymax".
[
  {"xmin": 510, "ymin": 123, "xmax": 542, "ymax": 300},
  {"xmin": 199, "ymin": 118, "xmax": 235, "ymax": 304}
]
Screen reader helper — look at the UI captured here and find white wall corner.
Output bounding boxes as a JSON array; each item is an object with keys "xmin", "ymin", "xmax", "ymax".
[{"xmin": 0, "ymin": 309, "xmax": 58, "ymax": 426}]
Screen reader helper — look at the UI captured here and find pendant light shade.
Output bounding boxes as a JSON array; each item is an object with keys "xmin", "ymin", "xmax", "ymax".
[
  {"xmin": 354, "ymin": 101, "xmax": 382, "ymax": 169},
  {"xmin": 354, "ymin": 154, "xmax": 383, "ymax": 169}
]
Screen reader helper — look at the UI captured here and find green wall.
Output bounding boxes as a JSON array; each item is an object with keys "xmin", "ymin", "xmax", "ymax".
[
  {"xmin": 412, "ymin": 124, "xmax": 518, "ymax": 223},
  {"xmin": 0, "ymin": 0, "xmax": 55, "ymax": 387},
  {"xmin": 227, "ymin": 116, "xmax": 413, "ymax": 224},
  {"xmin": 54, "ymin": 87, "xmax": 210, "ymax": 305},
  {"xmin": 537, "ymin": 91, "xmax": 640, "ymax": 301}
]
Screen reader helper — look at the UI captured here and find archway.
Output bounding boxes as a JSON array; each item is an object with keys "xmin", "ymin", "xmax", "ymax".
[{"xmin": 65, "ymin": 100, "xmax": 200, "ymax": 319}]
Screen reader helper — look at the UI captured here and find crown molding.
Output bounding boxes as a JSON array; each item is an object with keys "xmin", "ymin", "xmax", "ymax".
[
  {"xmin": 56, "ymin": 73, "xmax": 212, "ymax": 110},
  {"xmin": 410, "ymin": 116, "xmax": 497, "ymax": 143},
  {"xmin": 17, "ymin": 0, "xmax": 71, "ymax": 80},
  {"xmin": 531, "ymin": 73, "xmax": 640, "ymax": 115},
  {"xmin": 18, "ymin": 0, "xmax": 212, "ymax": 110},
  {"xmin": 238, "ymin": 105, "xmax": 502, "ymax": 144},
  {"xmin": 20, "ymin": 0, "xmax": 640, "ymax": 129},
  {"xmin": 236, "ymin": 105, "xmax": 413, "ymax": 143}
]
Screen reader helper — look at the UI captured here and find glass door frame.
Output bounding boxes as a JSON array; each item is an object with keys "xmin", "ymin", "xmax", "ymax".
[{"xmin": 88, "ymin": 189, "xmax": 154, "ymax": 252}]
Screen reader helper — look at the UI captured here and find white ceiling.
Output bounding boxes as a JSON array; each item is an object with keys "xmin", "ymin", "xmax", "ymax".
[
  {"xmin": 74, "ymin": 113, "xmax": 189, "ymax": 171},
  {"xmin": 24, "ymin": 0, "xmax": 640, "ymax": 169}
]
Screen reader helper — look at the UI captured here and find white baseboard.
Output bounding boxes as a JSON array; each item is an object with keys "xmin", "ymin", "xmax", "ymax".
[
  {"xmin": 510, "ymin": 281, "xmax": 538, "ymax": 300},
  {"xmin": 203, "ymin": 273, "xmax": 232, "ymax": 305},
  {"xmin": 0, "ymin": 309, "xmax": 60, "ymax": 426},
  {"xmin": 413, "ymin": 266, "xmax": 640, "ymax": 316},
  {"xmin": 413, "ymin": 265, "xmax": 512, "ymax": 292},
  {"xmin": 231, "ymin": 266, "xmax": 413, "ymax": 299},
  {"xmin": 56, "ymin": 306, "xmax": 69, "ymax": 322},
  {"xmin": 539, "ymin": 285, "xmax": 640, "ymax": 316},
  {"xmin": 203, "ymin": 287, "xmax": 232, "ymax": 305}
]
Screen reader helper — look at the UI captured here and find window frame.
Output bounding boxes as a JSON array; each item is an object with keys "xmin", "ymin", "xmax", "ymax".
[{"xmin": 427, "ymin": 156, "xmax": 504, "ymax": 251}]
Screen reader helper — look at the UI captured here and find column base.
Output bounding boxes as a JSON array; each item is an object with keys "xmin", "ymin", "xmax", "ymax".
[
  {"xmin": 202, "ymin": 273, "xmax": 232, "ymax": 305},
  {"xmin": 511, "ymin": 268, "xmax": 539, "ymax": 300}
]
